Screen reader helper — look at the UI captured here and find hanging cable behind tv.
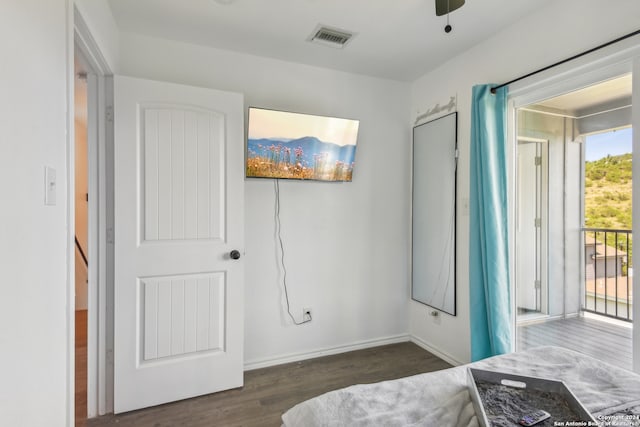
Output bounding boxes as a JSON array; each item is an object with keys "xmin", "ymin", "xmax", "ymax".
[{"xmin": 274, "ymin": 179, "xmax": 312, "ymax": 325}]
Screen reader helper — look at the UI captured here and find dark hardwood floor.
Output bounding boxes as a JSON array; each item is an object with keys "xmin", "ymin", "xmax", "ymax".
[
  {"xmin": 89, "ymin": 341, "xmax": 452, "ymax": 427},
  {"xmin": 76, "ymin": 309, "xmax": 88, "ymax": 427}
]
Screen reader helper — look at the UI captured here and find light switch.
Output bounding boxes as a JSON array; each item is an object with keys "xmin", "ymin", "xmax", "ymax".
[{"xmin": 45, "ymin": 166, "xmax": 57, "ymax": 206}]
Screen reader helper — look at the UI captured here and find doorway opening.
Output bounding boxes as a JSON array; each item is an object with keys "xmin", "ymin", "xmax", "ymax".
[
  {"xmin": 73, "ymin": 8, "xmax": 116, "ymax": 417},
  {"xmin": 516, "ymin": 137, "xmax": 549, "ymax": 322},
  {"xmin": 74, "ymin": 47, "xmax": 91, "ymax": 427},
  {"xmin": 515, "ymin": 73, "xmax": 634, "ymax": 371}
]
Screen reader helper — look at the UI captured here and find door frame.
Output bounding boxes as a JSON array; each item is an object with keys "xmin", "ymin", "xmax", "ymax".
[
  {"xmin": 72, "ymin": 7, "xmax": 115, "ymax": 418},
  {"xmin": 506, "ymin": 36, "xmax": 640, "ymax": 372}
]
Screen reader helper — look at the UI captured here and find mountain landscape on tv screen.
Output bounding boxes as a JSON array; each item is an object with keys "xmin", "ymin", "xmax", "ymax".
[{"xmin": 246, "ymin": 136, "xmax": 357, "ymax": 181}]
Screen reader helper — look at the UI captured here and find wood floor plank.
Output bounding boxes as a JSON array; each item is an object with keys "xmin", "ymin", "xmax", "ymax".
[
  {"xmin": 517, "ymin": 316, "xmax": 633, "ymax": 371},
  {"xmin": 76, "ymin": 309, "xmax": 88, "ymax": 427},
  {"xmin": 88, "ymin": 342, "xmax": 452, "ymax": 427}
]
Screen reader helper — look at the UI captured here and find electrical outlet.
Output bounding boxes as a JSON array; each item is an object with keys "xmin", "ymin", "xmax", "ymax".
[
  {"xmin": 303, "ymin": 307, "xmax": 313, "ymax": 322},
  {"xmin": 431, "ymin": 310, "xmax": 442, "ymax": 325}
]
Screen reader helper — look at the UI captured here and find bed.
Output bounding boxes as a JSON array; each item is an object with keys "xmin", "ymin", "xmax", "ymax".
[{"xmin": 281, "ymin": 346, "xmax": 640, "ymax": 427}]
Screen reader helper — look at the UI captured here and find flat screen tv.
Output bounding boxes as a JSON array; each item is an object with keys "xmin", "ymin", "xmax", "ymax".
[{"xmin": 246, "ymin": 107, "xmax": 360, "ymax": 182}]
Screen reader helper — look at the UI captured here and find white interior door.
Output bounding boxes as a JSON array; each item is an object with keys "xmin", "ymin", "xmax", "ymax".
[
  {"xmin": 516, "ymin": 142, "xmax": 540, "ymax": 312},
  {"xmin": 113, "ymin": 76, "xmax": 244, "ymax": 413}
]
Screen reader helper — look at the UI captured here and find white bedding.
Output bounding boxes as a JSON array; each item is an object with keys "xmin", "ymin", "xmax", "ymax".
[{"xmin": 281, "ymin": 346, "xmax": 640, "ymax": 427}]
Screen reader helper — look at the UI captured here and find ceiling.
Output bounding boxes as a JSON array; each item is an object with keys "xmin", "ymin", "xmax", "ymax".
[
  {"xmin": 532, "ymin": 74, "xmax": 632, "ymax": 116},
  {"xmin": 107, "ymin": 0, "xmax": 555, "ymax": 82}
]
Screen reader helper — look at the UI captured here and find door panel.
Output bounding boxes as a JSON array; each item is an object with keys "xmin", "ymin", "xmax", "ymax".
[
  {"xmin": 142, "ymin": 108, "xmax": 225, "ymax": 242},
  {"xmin": 515, "ymin": 140, "xmax": 549, "ymax": 316},
  {"xmin": 141, "ymin": 273, "xmax": 225, "ymax": 361},
  {"xmin": 516, "ymin": 143, "xmax": 538, "ymax": 311},
  {"xmin": 113, "ymin": 76, "xmax": 244, "ymax": 413}
]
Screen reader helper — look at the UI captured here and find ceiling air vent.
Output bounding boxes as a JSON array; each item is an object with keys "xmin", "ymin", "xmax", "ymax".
[{"xmin": 308, "ymin": 25, "xmax": 355, "ymax": 49}]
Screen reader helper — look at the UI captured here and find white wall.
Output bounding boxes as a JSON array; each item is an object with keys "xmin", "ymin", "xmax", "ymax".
[
  {"xmin": 117, "ymin": 33, "xmax": 412, "ymax": 365},
  {"xmin": 633, "ymin": 58, "xmax": 640, "ymax": 373},
  {"xmin": 0, "ymin": 1, "xmax": 70, "ymax": 426},
  {"xmin": 410, "ymin": 0, "xmax": 640, "ymax": 364}
]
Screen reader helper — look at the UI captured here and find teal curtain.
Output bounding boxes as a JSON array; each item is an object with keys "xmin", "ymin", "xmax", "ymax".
[{"xmin": 469, "ymin": 84, "xmax": 512, "ymax": 362}]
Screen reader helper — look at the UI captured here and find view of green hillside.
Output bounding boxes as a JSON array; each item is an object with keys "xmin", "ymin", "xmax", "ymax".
[
  {"xmin": 584, "ymin": 153, "xmax": 632, "ymax": 230},
  {"xmin": 584, "ymin": 152, "xmax": 632, "ymax": 266}
]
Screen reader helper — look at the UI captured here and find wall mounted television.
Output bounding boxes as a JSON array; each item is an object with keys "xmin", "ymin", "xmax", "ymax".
[{"xmin": 246, "ymin": 107, "xmax": 360, "ymax": 182}]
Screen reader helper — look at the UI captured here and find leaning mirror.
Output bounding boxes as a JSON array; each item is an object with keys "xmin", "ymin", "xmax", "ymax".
[{"xmin": 412, "ymin": 112, "xmax": 457, "ymax": 315}]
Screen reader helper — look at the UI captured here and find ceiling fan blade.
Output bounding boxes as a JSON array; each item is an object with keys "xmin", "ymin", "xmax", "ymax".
[{"xmin": 435, "ymin": 0, "xmax": 465, "ymax": 16}]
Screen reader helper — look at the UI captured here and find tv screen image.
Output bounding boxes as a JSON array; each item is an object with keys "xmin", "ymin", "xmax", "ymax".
[{"xmin": 246, "ymin": 107, "xmax": 360, "ymax": 182}]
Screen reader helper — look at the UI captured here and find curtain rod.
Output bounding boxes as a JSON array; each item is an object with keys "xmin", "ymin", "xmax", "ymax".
[{"xmin": 490, "ymin": 28, "xmax": 640, "ymax": 94}]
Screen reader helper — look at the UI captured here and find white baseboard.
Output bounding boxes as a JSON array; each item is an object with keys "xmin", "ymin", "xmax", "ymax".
[
  {"xmin": 243, "ymin": 334, "xmax": 410, "ymax": 371},
  {"xmin": 409, "ymin": 335, "xmax": 464, "ymax": 366}
]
